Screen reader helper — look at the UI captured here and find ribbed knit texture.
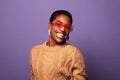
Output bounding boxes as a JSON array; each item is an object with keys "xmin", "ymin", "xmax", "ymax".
[{"xmin": 30, "ymin": 42, "xmax": 87, "ymax": 80}]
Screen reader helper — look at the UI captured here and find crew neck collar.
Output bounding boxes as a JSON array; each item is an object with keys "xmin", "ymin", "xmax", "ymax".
[{"xmin": 43, "ymin": 41, "xmax": 68, "ymax": 49}]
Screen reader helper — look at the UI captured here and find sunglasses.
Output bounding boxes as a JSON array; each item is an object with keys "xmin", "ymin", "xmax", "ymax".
[{"xmin": 51, "ymin": 20, "xmax": 73, "ymax": 32}]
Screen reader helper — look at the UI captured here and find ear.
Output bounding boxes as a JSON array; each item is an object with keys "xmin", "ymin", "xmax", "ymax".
[{"xmin": 48, "ymin": 23, "xmax": 52, "ymax": 30}]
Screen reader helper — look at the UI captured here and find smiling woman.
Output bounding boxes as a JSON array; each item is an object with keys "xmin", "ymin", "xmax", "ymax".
[
  {"xmin": 30, "ymin": 10, "xmax": 87, "ymax": 80},
  {"xmin": 48, "ymin": 10, "xmax": 73, "ymax": 46},
  {"xmin": 48, "ymin": 14, "xmax": 71, "ymax": 46}
]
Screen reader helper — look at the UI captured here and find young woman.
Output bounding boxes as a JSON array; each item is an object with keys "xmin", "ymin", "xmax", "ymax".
[{"xmin": 30, "ymin": 10, "xmax": 87, "ymax": 80}]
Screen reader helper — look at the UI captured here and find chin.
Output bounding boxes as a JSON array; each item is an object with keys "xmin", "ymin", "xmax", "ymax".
[{"xmin": 55, "ymin": 39, "xmax": 66, "ymax": 45}]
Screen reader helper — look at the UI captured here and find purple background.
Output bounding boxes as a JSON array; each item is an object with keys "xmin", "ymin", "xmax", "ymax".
[{"xmin": 1, "ymin": 0, "xmax": 120, "ymax": 80}]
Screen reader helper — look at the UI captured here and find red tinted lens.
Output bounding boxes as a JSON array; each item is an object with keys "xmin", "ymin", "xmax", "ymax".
[
  {"xmin": 51, "ymin": 20, "xmax": 73, "ymax": 32},
  {"xmin": 54, "ymin": 22, "xmax": 63, "ymax": 28}
]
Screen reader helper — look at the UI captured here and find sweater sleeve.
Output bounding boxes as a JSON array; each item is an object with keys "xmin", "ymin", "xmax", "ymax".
[
  {"xmin": 30, "ymin": 48, "xmax": 34, "ymax": 80},
  {"xmin": 70, "ymin": 48, "xmax": 87, "ymax": 80}
]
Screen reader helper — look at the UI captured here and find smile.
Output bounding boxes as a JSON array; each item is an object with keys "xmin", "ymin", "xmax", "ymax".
[{"xmin": 56, "ymin": 33, "xmax": 66, "ymax": 38}]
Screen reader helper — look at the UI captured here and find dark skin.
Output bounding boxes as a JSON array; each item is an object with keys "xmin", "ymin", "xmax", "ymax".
[{"xmin": 47, "ymin": 15, "xmax": 72, "ymax": 47}]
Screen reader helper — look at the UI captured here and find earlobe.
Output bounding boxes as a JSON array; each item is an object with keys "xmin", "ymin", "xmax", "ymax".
[
  {"xmin": 48, "ymin": 23, "xmax": 52, "ymax": 36},
  {"xmin": 48, "ymin": 29, "xmax": 51, "ymax": 36}
]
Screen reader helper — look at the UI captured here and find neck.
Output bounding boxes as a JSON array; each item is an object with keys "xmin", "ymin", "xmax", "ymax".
[{"xmin": 47, "ymin": 38, "xmax": 66, "ymax": 47}]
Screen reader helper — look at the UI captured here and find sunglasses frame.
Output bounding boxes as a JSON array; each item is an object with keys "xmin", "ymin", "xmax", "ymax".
[{"xmin": 51, "ymin": 20, "xmax": 74, "ymax": 32}]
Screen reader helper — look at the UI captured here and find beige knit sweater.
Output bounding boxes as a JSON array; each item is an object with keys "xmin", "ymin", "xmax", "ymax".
[{"xmin": 30, "ymin": 42, "xmax": 87, "ymax": 80}]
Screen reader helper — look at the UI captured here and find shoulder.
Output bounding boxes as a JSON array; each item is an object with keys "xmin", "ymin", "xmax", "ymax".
[
  {"xmin": 31, "ymin": 44, "xmax": 42, "ymax": 52},
  {"xmin": 65, "ymin": 43, "xmax": 83, "ymax": 56},
  {"xmin": 65, "ymin": 43, "xmax": 80, "ymax": 52},
  {"xmin": 30, "ymin": 42, "xmax": 45, "ymax": 56}
]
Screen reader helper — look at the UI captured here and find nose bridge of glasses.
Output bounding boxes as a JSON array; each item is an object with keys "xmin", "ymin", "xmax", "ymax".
[{"xmin": 60, "ymin": 25, "xmax": 66, "ymax": 31}]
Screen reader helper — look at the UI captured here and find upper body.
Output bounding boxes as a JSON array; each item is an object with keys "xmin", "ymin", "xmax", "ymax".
[
  {"xmin": 30, "ymin": 42, "xmax": 87, "ymax": 80},
  {"xmin": 30, "ymin": 10, "xmax": 87, "ymax": 80}
]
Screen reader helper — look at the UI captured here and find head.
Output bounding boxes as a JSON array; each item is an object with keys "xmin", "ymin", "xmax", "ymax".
[{"xmin": 48, "ymin": 10, "xmax": 73, "ymax": 46}]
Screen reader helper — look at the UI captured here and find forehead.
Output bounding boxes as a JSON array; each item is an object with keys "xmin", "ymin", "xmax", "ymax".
[{"xmin": 54, "ymin": 15, "xmax": 71, "ymax": 24}]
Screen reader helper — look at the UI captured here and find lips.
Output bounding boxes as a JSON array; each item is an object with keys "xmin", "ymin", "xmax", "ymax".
[{"xmin": 56, "ymin": 33, "xmax": 65, "ymax": 38}]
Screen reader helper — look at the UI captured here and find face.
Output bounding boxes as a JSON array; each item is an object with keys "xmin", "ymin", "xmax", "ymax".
[{"xmin": 48, "ymin": 15, "xmax": 72, "ymax": 46}]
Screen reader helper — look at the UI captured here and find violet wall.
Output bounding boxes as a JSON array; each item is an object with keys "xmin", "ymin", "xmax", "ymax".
[{"xmin": 1, "ymin": 0, "xmax": 120, "ymax": 80}]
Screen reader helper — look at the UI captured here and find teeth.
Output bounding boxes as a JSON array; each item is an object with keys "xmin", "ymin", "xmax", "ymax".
[{"xmin": 56, "ymin": 33, "xmax": 64, "ymax": 38}]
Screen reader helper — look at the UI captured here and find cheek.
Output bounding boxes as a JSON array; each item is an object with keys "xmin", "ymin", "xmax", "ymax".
[
  {"xmin": 51, "ymin": 26, "xmax": 56, "ymax": 32},
  {"xmin": 51, "ymin": 27, "xmax": 57, "ymax": 35},
  {"xmin": 65, "ymin": 31, "xmax": 70, "ymax": 36},
  {"xmin": 64, "ymin": 29, "xmax": 70, "ymax": 33}
]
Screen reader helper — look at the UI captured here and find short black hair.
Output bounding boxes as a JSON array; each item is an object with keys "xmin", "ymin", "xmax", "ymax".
[{"xmin": 49, "ymin": 10, "xmax": 73, "ymax": 24}]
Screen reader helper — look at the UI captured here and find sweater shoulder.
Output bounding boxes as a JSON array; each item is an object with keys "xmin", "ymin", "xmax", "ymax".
[
  {"xmin": 30, "ymin": 43, "xmax": 44, "ymax": 54},
  {"xmin": 32, "ymin": 44, "xmax": 42, "ymax": 50},
  {"xmin": 65, "ymin": 43, "xmax": 83, "ymax": 55},
  {"xmin": 66, "ymin": 43, "xmax": 79, "ymax": 51}
]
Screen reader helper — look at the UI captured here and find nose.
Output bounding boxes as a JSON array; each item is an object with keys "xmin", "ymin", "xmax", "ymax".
[{"xmin": 60, "ymin": 26, "xmax": 65, "ymax": 31}]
